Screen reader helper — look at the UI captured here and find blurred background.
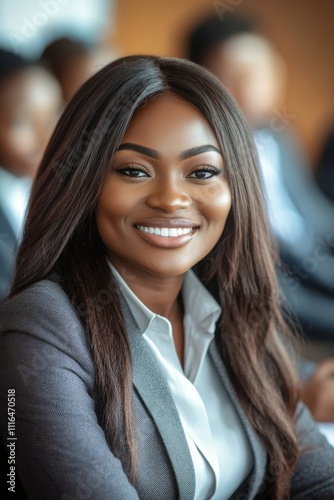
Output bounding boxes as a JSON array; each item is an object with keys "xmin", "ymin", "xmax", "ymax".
[
  {"xmin": 1, "ymin": 0, "xmax": 334, "ymax": 426},
  {"xmin": 0, "ymin": 0, "xmax": 333, "ymax": 165}
]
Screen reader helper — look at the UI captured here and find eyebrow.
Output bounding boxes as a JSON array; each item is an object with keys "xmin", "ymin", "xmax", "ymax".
[{"xmin": 118, "ymin": 142, "xmax": 221, "ymax": 160}]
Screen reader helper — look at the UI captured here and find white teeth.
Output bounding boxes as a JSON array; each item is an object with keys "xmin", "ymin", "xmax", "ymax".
[{"xmin": 137, "ymin": 225, "xmax": 194, "ymax": 237}]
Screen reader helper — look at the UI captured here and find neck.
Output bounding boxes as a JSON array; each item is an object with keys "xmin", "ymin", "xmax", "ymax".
[{"xmin": 110, "ymin": 258, "xmax": 185, "ymax": 320}]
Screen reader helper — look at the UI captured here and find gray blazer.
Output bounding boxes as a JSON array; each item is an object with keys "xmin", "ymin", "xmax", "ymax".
[{"xmin": 0, "ymin": 279, "xmax": 334, "ymax": 499}]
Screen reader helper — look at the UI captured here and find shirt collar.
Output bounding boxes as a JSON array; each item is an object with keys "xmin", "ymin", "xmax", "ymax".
[
  {"xmin": 182, "ymin": 268, "xmax": 221, "ymax": 337},
  {"xmin": 108, "ymin": 261, "xmax": 221, "ymax": 337}
]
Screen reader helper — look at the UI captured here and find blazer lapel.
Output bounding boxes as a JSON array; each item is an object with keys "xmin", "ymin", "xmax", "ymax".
[
  {"xmin": 120, "ymin": 295, "xmax": 196, "ymax": 500},
  {"xmin": 209, "ymin": 341, "xmax": 267, "ymax": 499}
]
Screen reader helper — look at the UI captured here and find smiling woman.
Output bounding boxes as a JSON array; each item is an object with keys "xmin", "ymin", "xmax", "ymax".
[
  {"xmin": 0, "ymin": 55, "xmax": 333, "ymax": 500},
  {"xmin": 96, "ymin": 94, "xmax": 231, "ymax": 279}
]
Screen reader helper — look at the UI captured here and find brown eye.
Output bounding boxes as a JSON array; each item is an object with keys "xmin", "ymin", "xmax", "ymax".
[
  {"xmin": 115, "ymin": 164, "xmax": 150, "ymax": 178},
  {"xmin": 187, "ymin": 166, "xmax": 222, "ymax": 179}
]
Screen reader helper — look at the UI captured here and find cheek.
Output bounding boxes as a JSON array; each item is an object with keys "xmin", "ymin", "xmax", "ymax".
[
  {"xmin": 96, "ymin": 185, "xmax": 139, "ymax": 232},
  {"xmin": 198, "ymin": 183, "xmax": 232, "ymax": 227}
]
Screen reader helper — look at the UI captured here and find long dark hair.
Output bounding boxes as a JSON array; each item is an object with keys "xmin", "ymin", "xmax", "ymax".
[{"xmin": 11, "ymin": 55, "xmax": 300, "ymax": 498}]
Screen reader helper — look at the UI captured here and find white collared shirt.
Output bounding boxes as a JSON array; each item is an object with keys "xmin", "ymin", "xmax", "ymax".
[
  {"xmin": 110, "ymin": 264, "xmax": 253, "ymax": 500},
  {"xmin": 0, "ymin": 166, "xmax": 31, "ymax": 239}
]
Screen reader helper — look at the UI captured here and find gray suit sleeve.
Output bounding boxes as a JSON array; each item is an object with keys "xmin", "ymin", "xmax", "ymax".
[
  {"xmin": 0, "ymin": 282, "xmax": 139, "ymax": 500},
  {"xmin": 290, "ymin": 403, "xmax": 334, "ymax": 498}
]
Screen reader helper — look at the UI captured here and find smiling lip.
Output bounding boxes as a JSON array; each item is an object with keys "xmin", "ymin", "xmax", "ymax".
[
  {"xmin": 134, "ymin": 219, "xmax": 199, "ymax": 248},
  {"xmin": 135, "ymin": 218, "xmax": 199, "ymax": 228}
]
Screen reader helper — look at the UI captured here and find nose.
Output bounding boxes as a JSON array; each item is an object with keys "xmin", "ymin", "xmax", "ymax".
[{"xmin": 145, "ymin": 179, "xmax": 192, "ymax": 213}]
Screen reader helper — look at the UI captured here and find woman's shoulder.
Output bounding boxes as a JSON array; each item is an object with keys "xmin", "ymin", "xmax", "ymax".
[
  {"xmin": 0, "ymin": 276, "xmax": 83, "ymax": 338},
  {"xmin": 0, "ymin": 276, "xmax": 94, "ymax": 378}
]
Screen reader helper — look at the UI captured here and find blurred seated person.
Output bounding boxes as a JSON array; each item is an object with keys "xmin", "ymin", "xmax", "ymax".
[
  {"xmin": 186, "ymin": 13, "xmax": 334, "ymax": 341},
  {"xmin": 40, "ymin": 36, "xmax": 117, "ymax": 102},
  {"xmin": 315, "ymin": 126, "xmax": 334, "ymax": 202},
  {"xmin": 0, "ymin": 48, "xmax": 62, "ymax": 302},
  {"xmin": 300, "ymin": 356, "xmax": 334, "ymax": 422}
]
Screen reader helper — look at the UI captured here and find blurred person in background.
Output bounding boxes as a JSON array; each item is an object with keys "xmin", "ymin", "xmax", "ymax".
[
  {"xmin": 0, "ymin": 48, "xmax": 62, "ymax": 302},
  {"xmin": 186, "ymin": 13, "xmax": 334, "ymax": 342},
  {"xmin": 186, "ymin": 12, "xmax": 334, "ymax": 422},
  {"xmin": 40, "ymin": 36, "xmax": 118, "ymax": 103},
  {"xmin": 315, "ymin": 126, "xmax": 334, "ymax": 203}
]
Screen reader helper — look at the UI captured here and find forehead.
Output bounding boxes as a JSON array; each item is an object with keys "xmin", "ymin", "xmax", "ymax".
[{"xmin": 121, "ymin": 94, "xmax": 219, "ymax": 152}]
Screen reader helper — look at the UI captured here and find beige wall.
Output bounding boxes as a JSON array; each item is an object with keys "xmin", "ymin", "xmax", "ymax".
[{"xmin": 110, "ymin": 0, "xmax": 334, "ymax": 168}]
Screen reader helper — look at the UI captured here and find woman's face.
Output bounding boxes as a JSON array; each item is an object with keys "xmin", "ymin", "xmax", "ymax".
[{"xmin": 96, "ymin": 94, "xmax": 232, "ymax": 279}]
